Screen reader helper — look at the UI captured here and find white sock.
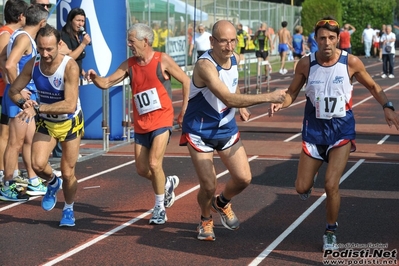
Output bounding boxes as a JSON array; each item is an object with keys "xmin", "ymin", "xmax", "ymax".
[
  {"xmin": 63, "ymin": 202, "xmax": 74, "ymax": 211},
  {"xmin": 155, "ymin": 194, "xmax": 165, "ymax": 209},
  {"xmin": 13, "ymin": 170, "xmax": 19, "ymax": 178},
  {"xmin": 29, "ymin": 177, "xmax": 40, "ymax": 186}
]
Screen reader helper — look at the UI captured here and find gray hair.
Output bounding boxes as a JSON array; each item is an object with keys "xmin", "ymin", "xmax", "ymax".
[
  {"xmin": 25, "ymin": 4, "xmax": 48, "ymax": 26},
  {"xmin": 128, "ymin": 23, "xmax": 154, "ymax": 46}
]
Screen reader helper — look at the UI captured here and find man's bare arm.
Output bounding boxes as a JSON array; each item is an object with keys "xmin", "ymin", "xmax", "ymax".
[{"xmin": 86, "ymin": 60, "xmax": 129, "ymax": 89}]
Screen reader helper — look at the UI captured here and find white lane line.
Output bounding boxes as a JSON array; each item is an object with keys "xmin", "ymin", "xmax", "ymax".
[
  {"xmin": 42, "ymin": 155, "xmax": 258, "ymax": 265},
  {"xmin": 0, "ymin": 161, "xmax": 136, "ymax": 213},
  {"xmin": 248, "ymin": 159, "xmax": 365, "ymax": 266},
  {"xmin": 283, "ymin": 133, "xmax": 301, "ymax": 142},
  {"xmin": 377, "ymin": 135, "xmax": 390, "ymax": 145}
]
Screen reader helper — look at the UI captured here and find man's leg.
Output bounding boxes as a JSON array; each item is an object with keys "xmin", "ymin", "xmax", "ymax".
[
  {"xmin": 217, "ymin": 140, "xmax": 251, "ymax": 200},
  {"xmin": 209, "ymin": 140, "xmax": 251, "ymax": 231},
  {"xmin": 0, "ymin": 118, "xmax": 30, "ymax": 201},
  {"xmin": 22, "ymin": 120, "xmax": 37, "ymax": 178},
  {"xmin": 295, "ymin": 150, "xmax": 323, "ymax": 196},
  {"xmin": 135, "ymin": 130, "xmax": 170, "ymax": 224},
  {"xmin": 187, "ymin": 144, "xmax": 217, "ymax": 241},
  {"xmin": 4, "ymin": 118, "xmax": 28, "ymax": 182},
  {"xmin": 0, "ymin": 123, "xmax": 9, "ymax": 172},
  {"xmin": 323, "ymin": 142, "xmax": 351, "ymax": 251}
]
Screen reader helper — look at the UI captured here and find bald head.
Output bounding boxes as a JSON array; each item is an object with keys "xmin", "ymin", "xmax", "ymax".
[{"xmin": 212, "ymin": 20, "xmax": 235, "ymax": 38}]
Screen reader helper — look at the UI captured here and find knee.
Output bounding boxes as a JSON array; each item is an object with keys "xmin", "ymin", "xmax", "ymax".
[
  {"xmin": 295, "ymin": 181, "xmax": 308, "ymax": 194},
  {"xmin": 295, "ymin": 179, "xmax": 310, "ymax": 194},
  {"xmin": 324, "ymin": 180, "xmax": 339, "ymax": 196},
  {"xmin": 32, "ymin": 162, "xmax": 47, "ymax": 175},
  {"xmin": 201, "ymin": 185, "xmax": 217, "ymax": 199},
  {"xmin": 234, "ymin": 174, "xmax": 251, "ymax": 190}
]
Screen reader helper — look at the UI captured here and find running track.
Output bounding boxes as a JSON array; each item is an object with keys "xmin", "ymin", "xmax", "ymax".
[{"xmin": 1, "ymin": 57, "xmax": 398, "ymax": 266}]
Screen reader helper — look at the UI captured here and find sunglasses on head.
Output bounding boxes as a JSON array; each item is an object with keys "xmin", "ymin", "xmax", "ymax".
[
  {"xmin": 39, "ymin": 3, "xmax": 53, "ymax": 8},
  {"xmin": 315, "ymin": 20, "xmax": 339, "ymax": 28}
]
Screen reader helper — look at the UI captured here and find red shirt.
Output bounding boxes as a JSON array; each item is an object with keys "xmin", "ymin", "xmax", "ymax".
[
  {"xmin": 339, "ymin": 31, "xmax": 351, "ymax": 49},
  {"xmin": 128, "ymin": 52, "xmax": 174, "ymax": 133},
  {"xmin": 0, "ymin": 26, "xmax": 14, "ymax": 97}
]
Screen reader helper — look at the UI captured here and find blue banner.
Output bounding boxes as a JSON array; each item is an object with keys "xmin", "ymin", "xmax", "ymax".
[{"xmin": 57, "ymin": 0, "xmax": 128, "ymax": 139}]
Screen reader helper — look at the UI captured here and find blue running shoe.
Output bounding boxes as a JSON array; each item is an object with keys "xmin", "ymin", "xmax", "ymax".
[
  {"xmin": 42, "ymin": 177, "xmax": 62, "ymax": 211},
  {"xmin": 0, "ymin": 182, "xmax": 29, "ymax": 202},
  {"xmin": 59, "ymin": 208, "xmax": 75, "ymax": 227},
  {"xmin": 27, "ymin": 178, "xmax": 47, "ymax": 196}
]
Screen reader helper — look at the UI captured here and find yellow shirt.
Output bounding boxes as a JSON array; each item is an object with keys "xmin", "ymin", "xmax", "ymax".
[{"xmin": 152, "ymin": 29, "xmax": 159, "ymax": 48}]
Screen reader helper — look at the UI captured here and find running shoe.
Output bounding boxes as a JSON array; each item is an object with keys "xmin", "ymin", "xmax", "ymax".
[
  {"xmin": 197, "ymin": 219, "xmax": 215, "ymax": 241},
  {"xmin": 42, "ymin": 177, "xmax": 62, "ymax": 211},
  {"xmin": 211, "ymin": 196, "xmax": 239, "ymax": 230},
  {"xmin": 299, "ymin": 172, "xmax": 318, "ymax": 200},
  {"xmin": 323, "ymin": 230, "xmax": 339, "ymax": 251},
  {"xmin": 60, "ymin": 208, "xmax": 75, "ymax": 227},
  {"xmin": 381, "ymin": 74, "xmax": 387, "ymax": 79},
  {"xmin": 164, "ymin": 175, "xmax": 179, "ymax": 208},
  {"xmin": 26, "ymin": 178, "xmax": 47, "ymax": 196},
  {"xmin": 13, "ymin": 175, "xmax": 29, "ymax": 187},
  {"xmin": 0, "ymin": 182, "xmax": 29, "ymax": 202},
  {"xmin": 149, "ymin": 206, "xmax": 167, "ymax": 225}
]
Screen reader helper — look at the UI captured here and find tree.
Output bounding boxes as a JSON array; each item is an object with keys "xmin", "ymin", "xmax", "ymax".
[{"xmin": 301, "ymin": 0, "xmax": 343, "ymax": 36}]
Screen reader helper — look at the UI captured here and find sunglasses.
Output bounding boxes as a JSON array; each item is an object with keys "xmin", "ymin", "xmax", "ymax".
[
  {"xmin": 315, "ymin": 20, "xmax": 339, "ymax": 28},
  {"xmin": 39, "ymin": 3, "xmax": 53, "ymax": 9}
]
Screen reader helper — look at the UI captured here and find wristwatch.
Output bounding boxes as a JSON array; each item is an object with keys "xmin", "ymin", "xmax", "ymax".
[
  {"xmin": 33, "ymin": 104, "xmax": 40, "ymax": 115},
  {"xmin": 16, "ymin": 98, "xmax": 26, "ymax": 109},
  {"xmin": 382, "ymin": 101, "xmax": 395, "ymax": 111}
]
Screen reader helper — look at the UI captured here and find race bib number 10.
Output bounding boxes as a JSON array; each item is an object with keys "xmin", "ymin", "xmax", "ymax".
[
  {"xmin": 315, "ymin": 95, "xmax": 346, "ymax": 119},
  {"xmin": 134, "ymin": 88, "xmax": 162, "ymax": 115}
]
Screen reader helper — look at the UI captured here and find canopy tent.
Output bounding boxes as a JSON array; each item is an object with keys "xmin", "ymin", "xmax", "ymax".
[
  {"xmin": 160, "ymin": 0, "xmax": 208, "ymax": 21},
  {"xmin": 129, "ymin": 0, "xmax": 175, "ymax": 13}
]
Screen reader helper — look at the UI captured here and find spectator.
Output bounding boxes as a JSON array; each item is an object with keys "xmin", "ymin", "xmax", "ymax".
[
  {"xmin": 378, "ymin": 24, "xmax": 387, "ymax": 61},
  {"xmin": 292, "ymin": 25, "xmax": 305, "ymax": 74},
  {"xmin": 189, "ymin": 24, "xmax": 211, "ymax": 60},
  {"xmin": 235, "ymin": 23, "xmax": 250, "ymax": 69},
  {"xmin": 308, "ymin": 28, "xmax": 318, "ymax": 53},
  {"xmin": 361, "ymin": 23, "xmax": 374, "ymax": 58},
  {"xmin": 253, "ymin": 22, "xmax": 273, "ymax": 80},
  {"xmin": 373, "ymin": 27, "xmax": 380, "ymax": 59},
  {"xmin": 151, "ymin": 22, "xmax": 160, "ymax": 51},
  {"xmin": 158, "ymin": 20, "xmax": 173, "ymax": 52},
  {"xmin": 380, "ymin": 25, "xmax": 396, "ymax": 79},
  {"xmin": 61, "ymin": 8, "xmax": 91, "ymax": 79},
  {"xmin": 339, "ymin": 23, "xmax": 355, "ymax": 54},
  {"xmin": 274, "ymin": 21, "xmax": 292, "ymax": 75}
]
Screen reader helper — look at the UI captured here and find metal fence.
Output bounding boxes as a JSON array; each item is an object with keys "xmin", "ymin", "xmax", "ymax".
[{"xmin": 127, "ymin": 0, "xmax": 302, "ymax": 68}]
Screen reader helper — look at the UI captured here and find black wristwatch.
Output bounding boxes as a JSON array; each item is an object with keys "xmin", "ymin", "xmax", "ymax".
[
  {"xmin": 382, "ymin": 101, "xmax": 395, "ymax": 111},
  {"xmin": 16, "ymin": 98, "xmax": 26, "ymax": 109},
  {"xmin": 33, "ymin": 104, "xmax": 40, "ymax": 115}
]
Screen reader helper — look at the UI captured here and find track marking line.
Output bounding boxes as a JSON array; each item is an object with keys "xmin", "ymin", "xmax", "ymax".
[{"xmin": 41, "ymin": 156, "xmax": 258, "ymax": 265}]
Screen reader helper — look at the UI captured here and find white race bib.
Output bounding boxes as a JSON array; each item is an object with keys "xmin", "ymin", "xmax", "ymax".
[
  {"xmin": 315, "ymin": 94, "xmax": 346, "ymax": 119},
  {"xmin": 133, "ymin": 88, "xmax": 162, "ymax": 115}
]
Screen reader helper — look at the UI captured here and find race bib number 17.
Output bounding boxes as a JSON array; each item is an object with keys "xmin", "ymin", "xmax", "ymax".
[
  {"xmin": 134, "ymin": 88, "xmax": 162, "ymax": 115},
  {"xmin": 315, "ymin": 95, "xmax": 346, "ymax": 119}
]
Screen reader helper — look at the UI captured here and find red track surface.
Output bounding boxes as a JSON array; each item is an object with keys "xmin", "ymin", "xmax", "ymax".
[{"xmin": 1, "ymin": 57, "xmax": 398, "ymax": 266}]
